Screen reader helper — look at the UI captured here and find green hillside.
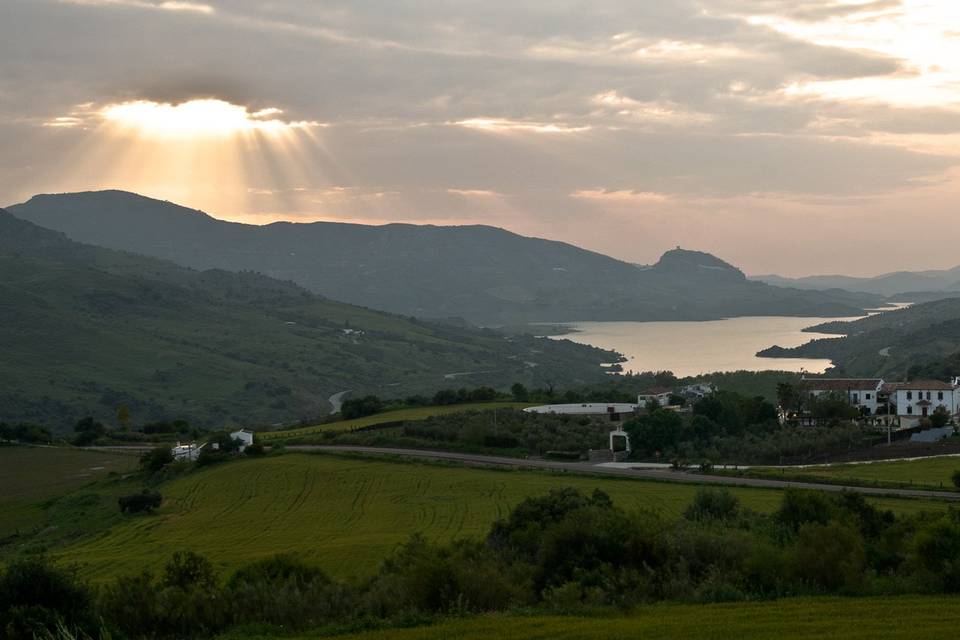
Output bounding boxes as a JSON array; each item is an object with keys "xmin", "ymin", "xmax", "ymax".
[
  {"xmin": 288, "ymin": 596, "xmax": 960, "ymax": 640},
  {"xmin": 0, "ymin": 210, "xmax": 615, "ymax": 429},
  {"xmin": 5, "ymin": 452, "xmax": 942, "ymax": 583},
  {"xmin": 7, "ymin": 191, "xmax": 880, "ymax": 325},
  {"xmin": 756, "ymin": 297, "xmax": 960, "ymax": 376}
]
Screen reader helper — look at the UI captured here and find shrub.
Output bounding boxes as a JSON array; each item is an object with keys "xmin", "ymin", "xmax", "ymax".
[
  {"xmin": 684, "ymin": 488, "xmax": 739, "ymax": 522},
  {"xmin": 244, "ymin": 442, "xmax": 266, "ymax": 456},
  {"xmin": 0, "ymin": 557, "xmax": 95, "ymax": 639},
  {"xmin": 118, "ymin": 490, "xmax": 163, "ymax": 514},
  {"xmin": 952, "ymin": 469, "xmax": 960, "ymax": 490},
  {"xmin": 140, "ymin": 446, "xmax": 174, "ymax": 473},
  {"xmin": 788, "ymin": 522, "xmax": 866, "ymax": 592},
  {"xmin": 162, "ymin": 551, "xmax": 216, "ymax": 591}
]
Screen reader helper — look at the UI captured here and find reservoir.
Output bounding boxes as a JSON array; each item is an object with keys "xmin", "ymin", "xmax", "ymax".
[{"xmin": 552, "ymin": 315, "xmax": 860, "ymax": 377}]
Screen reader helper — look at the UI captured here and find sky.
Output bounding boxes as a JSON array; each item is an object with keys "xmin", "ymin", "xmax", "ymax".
[{"xmin": 1, "ymin": 0, "xmax": 959, "ymax": 277}]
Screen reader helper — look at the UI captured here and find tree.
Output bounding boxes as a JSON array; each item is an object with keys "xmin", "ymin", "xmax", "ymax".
[
  {"xmin": 931, "ymin": 406, "xmax": 952, "ymax": 429},
  {"xmin": 341, "ymin": 395, "xmax": 384, "ymax": 419},
  {"xmin": 684, "ymin": 488, "xmax": 740, "ymax": 522},
  {"xmin": 777, "ymin": 382, "xmax": 800, "ymax": 413},
  {"xmin": 117, "ymin": 405, "xmax": 131, "ymax": 431},
  {"xmin": 788, "ymin": 521, "xmax": 866, "ymax": 591},
  {"xmin": 140, "ymin": 446, "xmax": 174, "ymax": 473},
  {"xmin": 72, "ymin": 417, "xmax": 106, "ymax": 446},
  {"xmin": 624, "ymin": 409, "xmax": 683, "ymax": 456},
  {"xmin": 162, "ymin": 551, "xmax": 216, "ymax": 591},
  {"xmin": 118, "ymin": 490, "xmax": 163, "ymax": 514},
  {"xmin": 510, "ymin": 383, "xmax": 530, "ymax": 402}
]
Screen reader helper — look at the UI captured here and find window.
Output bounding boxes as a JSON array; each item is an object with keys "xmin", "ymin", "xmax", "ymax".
[
  {"xmin": 907, "ymin": 406, "xmax": 913, "ymax": 414},
  {"xmin": 939, "ymin": 392, "xmax": 944, "ymax": 401},
  {"xmin": 852, "ymin": 393, "xmax": 859, "ymax": 404},
  {"xmin": 927, "ymin": 392, "xmax": 932, "ymax": 400},
  {"xmin": 866, "ymin": 393, "xmax": 872, "ymax": 400},
  {"xmin": 907, "ymin": 391, "xmax": 913, "ymax": 400}
]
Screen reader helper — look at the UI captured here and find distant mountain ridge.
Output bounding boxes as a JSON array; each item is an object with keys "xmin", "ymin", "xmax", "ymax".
[
  {"xmin": 7, "ymin": 190, "xmax": 881, "ymax": 324},
  {"xmin": 0, "ymin": 207, "xmax": 615, "ymax": 428},
  {"xmin": 753, "ymin": 267, "xmax": 960, "ymax": 297}
]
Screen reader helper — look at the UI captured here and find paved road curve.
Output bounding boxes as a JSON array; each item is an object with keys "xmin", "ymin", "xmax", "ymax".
[{"xmin": 288, "ymin": 445, "xmax": 960, "ymax": 502}]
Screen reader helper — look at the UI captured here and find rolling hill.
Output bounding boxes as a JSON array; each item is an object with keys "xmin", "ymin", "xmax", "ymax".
[
  {"xmin": 0, "ymin": 209, "xmax": 615, "ymax": 429},
  {"xmin": 756, "ymin": 298, "xmax": 960, "ymax": 377},
  {"xmin": 7, "ymin": 190, "xmax": 880, "ymax": 324}
]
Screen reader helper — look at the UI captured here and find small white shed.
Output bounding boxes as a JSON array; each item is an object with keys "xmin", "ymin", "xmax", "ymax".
[{"xmin": 230, "ymin": 429, "xmax": 255, "ymax": 452}]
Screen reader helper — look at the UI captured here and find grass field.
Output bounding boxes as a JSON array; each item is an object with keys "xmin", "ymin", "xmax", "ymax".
[
  {"xmin": 259, "ymin": 596, "xmax": 960, "ymax": 640},
  {"xmin": 261, "ymin": 403, "xmax": 533, "ymax": 439},
  {"xmin": 0, "ymin": 446, "xmax": 138, "ymax": 537},
  {"xmin": 745, "ymin": 455, "xmax": 960, "ymax": 490},
  {"xmin": 47, "ymin": 453, "xmax": 948, "ymax": 582}
]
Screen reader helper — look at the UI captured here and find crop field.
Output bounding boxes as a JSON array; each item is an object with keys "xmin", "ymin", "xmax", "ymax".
[
  {"xmin": 273, "ymin": 596, "xmax": 960, "ymax": 640},
  {"xmin": 261, "ymin": 403, "xmax": 533, "ymax": 439},
  {"xmin": 53, "ymin": 453, "xmax": 948, "ymax": 582},
  {"xmin": 0, "ymin": 446, "xmax": 138, "ymax": 537},
  {"xmin": 746, "ymin": 455, "xmax": 960, "ymax": 490}
]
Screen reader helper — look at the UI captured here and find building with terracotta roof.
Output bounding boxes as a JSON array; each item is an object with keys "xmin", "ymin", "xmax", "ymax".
[
  {"xmin": 801, "ymin": 377, "xmax": 885, "ymax": 415},
  {"xmin": 886, "ymin": 380, "xmax": 958, "ymax": 421}
]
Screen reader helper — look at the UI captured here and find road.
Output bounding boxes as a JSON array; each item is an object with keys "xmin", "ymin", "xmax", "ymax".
[
  {"xmin": 328, "ymin": 390, "xmax": 351, "ymax": 414},
  {"xmin": 288, "ymin": 445, "xmax": 960, "ymax": 501}
]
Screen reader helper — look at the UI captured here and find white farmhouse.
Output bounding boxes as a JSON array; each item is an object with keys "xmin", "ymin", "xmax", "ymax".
[
  {"xmin": 801, "ymin": 377, "xmax": 884, "ymax": 415},
  {"xmin": 171, "ymin": 442, "xmax": 205, "ymax": 462},
  {"xmin": 230, "ymin": 429, "xmax": 255, "ymax": 452},
  {"xmin": 637, "ymin": 387, "xmax": 674, "ymax": 407},
  {"xmin": 888, "ymin": 380, "xmax": 958, "ymax": 422}
]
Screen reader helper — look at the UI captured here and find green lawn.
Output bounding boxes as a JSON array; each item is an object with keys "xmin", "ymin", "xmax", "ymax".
[
  {"xmin": 50, "ymin": 453, "xmax": 947, "ymax": 582},
  {"xmin": 259, "ymin": 596, "xmax": 960, "ymax": 640},
  {"xmin": 748, "ymin": 455, "xmax": 960, "ymax": 490},
  {"xmin": 0, "ymin": 446, "xmax": 138, "ymax": 537},
  {"xmin": 261, "ymin": 403, "xmax": 533, "ymax": 439}
]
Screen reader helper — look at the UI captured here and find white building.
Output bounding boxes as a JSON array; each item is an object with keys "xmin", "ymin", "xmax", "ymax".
[
  {"xmin": 801, "ymin": 377, "xmax": 884, "ymax": 415},
  {"xmin": 230, "ymin": 429, "xmax": 255, "ymax": 452},
  {"xmin": 888, "ymin": 380, "xmax": 958, "ymax": 421},
  {"xmin": 524, "ymin": 403, "xmax": 638, "ymax": 420},
  {"xmin": 637, "ymin": 387, "xmax": 674, "ymax": 407},
  {"xmin": 171, "ymin": 442, "xmax": 205, "ymax": 462}
]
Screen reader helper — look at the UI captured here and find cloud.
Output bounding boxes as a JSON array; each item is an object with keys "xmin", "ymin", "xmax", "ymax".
[{"xmin": 59, "ymin": 0, "xmax": 215, "ymax": 14}]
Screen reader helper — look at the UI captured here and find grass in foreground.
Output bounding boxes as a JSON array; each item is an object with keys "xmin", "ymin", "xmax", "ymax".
[
  {"xmin": 254, "ymin": 596, "xmax": 960, "ymax": 640},
  {"xmin": 261, "ymin": 403, "xmax": 533, "ymax": 439},
  {"xmin": 48, "ymin": 453, "xmax": 948, "ymax": 582},
  {"xmin": 745, "ymin": 455, "xmax": 960, "ymax": 491}
]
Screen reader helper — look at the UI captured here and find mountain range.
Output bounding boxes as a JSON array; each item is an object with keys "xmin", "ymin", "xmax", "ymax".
[
  {"xmin": 753, "ymin": 269, "xmax": 960, "ymax": 298},
  {"xmin": 7, "ymin": 190, "xmax": 882, "ymax": 325},
  {"xmin": 0, "ymin": 209, "xmax": 615, "ymax": 429}
]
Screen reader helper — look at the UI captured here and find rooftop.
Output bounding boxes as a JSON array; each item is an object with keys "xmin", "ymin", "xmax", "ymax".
[
  {"xmin": 801, "ymin": 378, "xmax": 882, "ymax": 391},
  {"xmin": 892, "ymin": 380, "xmax": 956, "ymax": 391}
]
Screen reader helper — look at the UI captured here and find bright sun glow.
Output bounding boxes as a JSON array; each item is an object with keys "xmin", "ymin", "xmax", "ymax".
[{"xmin": 100, "ymin": 99, "xmax": 319, "ymax": 139}]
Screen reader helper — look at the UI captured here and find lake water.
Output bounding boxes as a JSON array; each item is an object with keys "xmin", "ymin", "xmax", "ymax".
[{"xmin": 552, "ymin": 316, "xmax": 863, "ymax": 377}]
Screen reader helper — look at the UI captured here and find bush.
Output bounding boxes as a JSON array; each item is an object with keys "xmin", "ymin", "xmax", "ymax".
[
  {"xmin": 684, "ymin": 488, "xmax": 739, "ymax": 522},
  {"xmin": 118, "ymin": 490, "xmax": 163, "ymax": 514},
  {"xmin": 952, "ymin": 469, "xmax": 960, "ymax": 490},
  {"xmin": 140, "ymin": 446, "xmax": 174, "ymax": 473},
  {"xmin": 0, "ymin": 557, "xmax": 95, "ymax": 639},
  {"xmin": 788, "ymin": 522, "xmax": 866, "ymax": 591},
  {"xmin": 245, "ymin": 442, "xmax": 266, "ymax": 456}
]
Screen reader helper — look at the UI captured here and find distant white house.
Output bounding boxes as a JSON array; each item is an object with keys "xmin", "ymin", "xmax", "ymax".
[
  {"xmin": 801, "ymin": 376, "xmax": 960, "ymax": 426},
  {"xmin": 637, "ymin": 387, "xmax": 674, "ymax": 407},
  {"xmin": 230, "ymin": 429, "xmax": 255, "ymax": 452},
  {"xmin": 801, "ymin": 377, "xmax": 885, "ymax": 415},
  {"xmin": 171, "ymin": 442, "xmax": 205, "ymax": 462},
  {"xmin": 888, "ymin": 380, "xmax": 958, "ymax": 421},
  {"xmin": 524, "ymin": 403, "xmax": 638, "ymax": 420},
  {"xmin": 679, "ymin": 383, "xmax": 716, "ymax": 399}
]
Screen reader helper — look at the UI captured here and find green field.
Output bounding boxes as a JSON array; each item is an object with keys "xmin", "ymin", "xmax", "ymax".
[
  {"xmin": 0, "ymin": 446, "xmax": 138, "ymax": 537},
  {"xmin": 267, "ymin": 596, "xmax": 960, "ymax": 640},
  {"xmin": 39, "ymin": 452, "xmax": 946, "ymax": 582},
  {"xmin": 261, "ymin": 403, "xmax": 533, "ymax": 439},
  {"xmin": 747, "ymin": 455, "xmax": 960, "ymax": 490}
]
